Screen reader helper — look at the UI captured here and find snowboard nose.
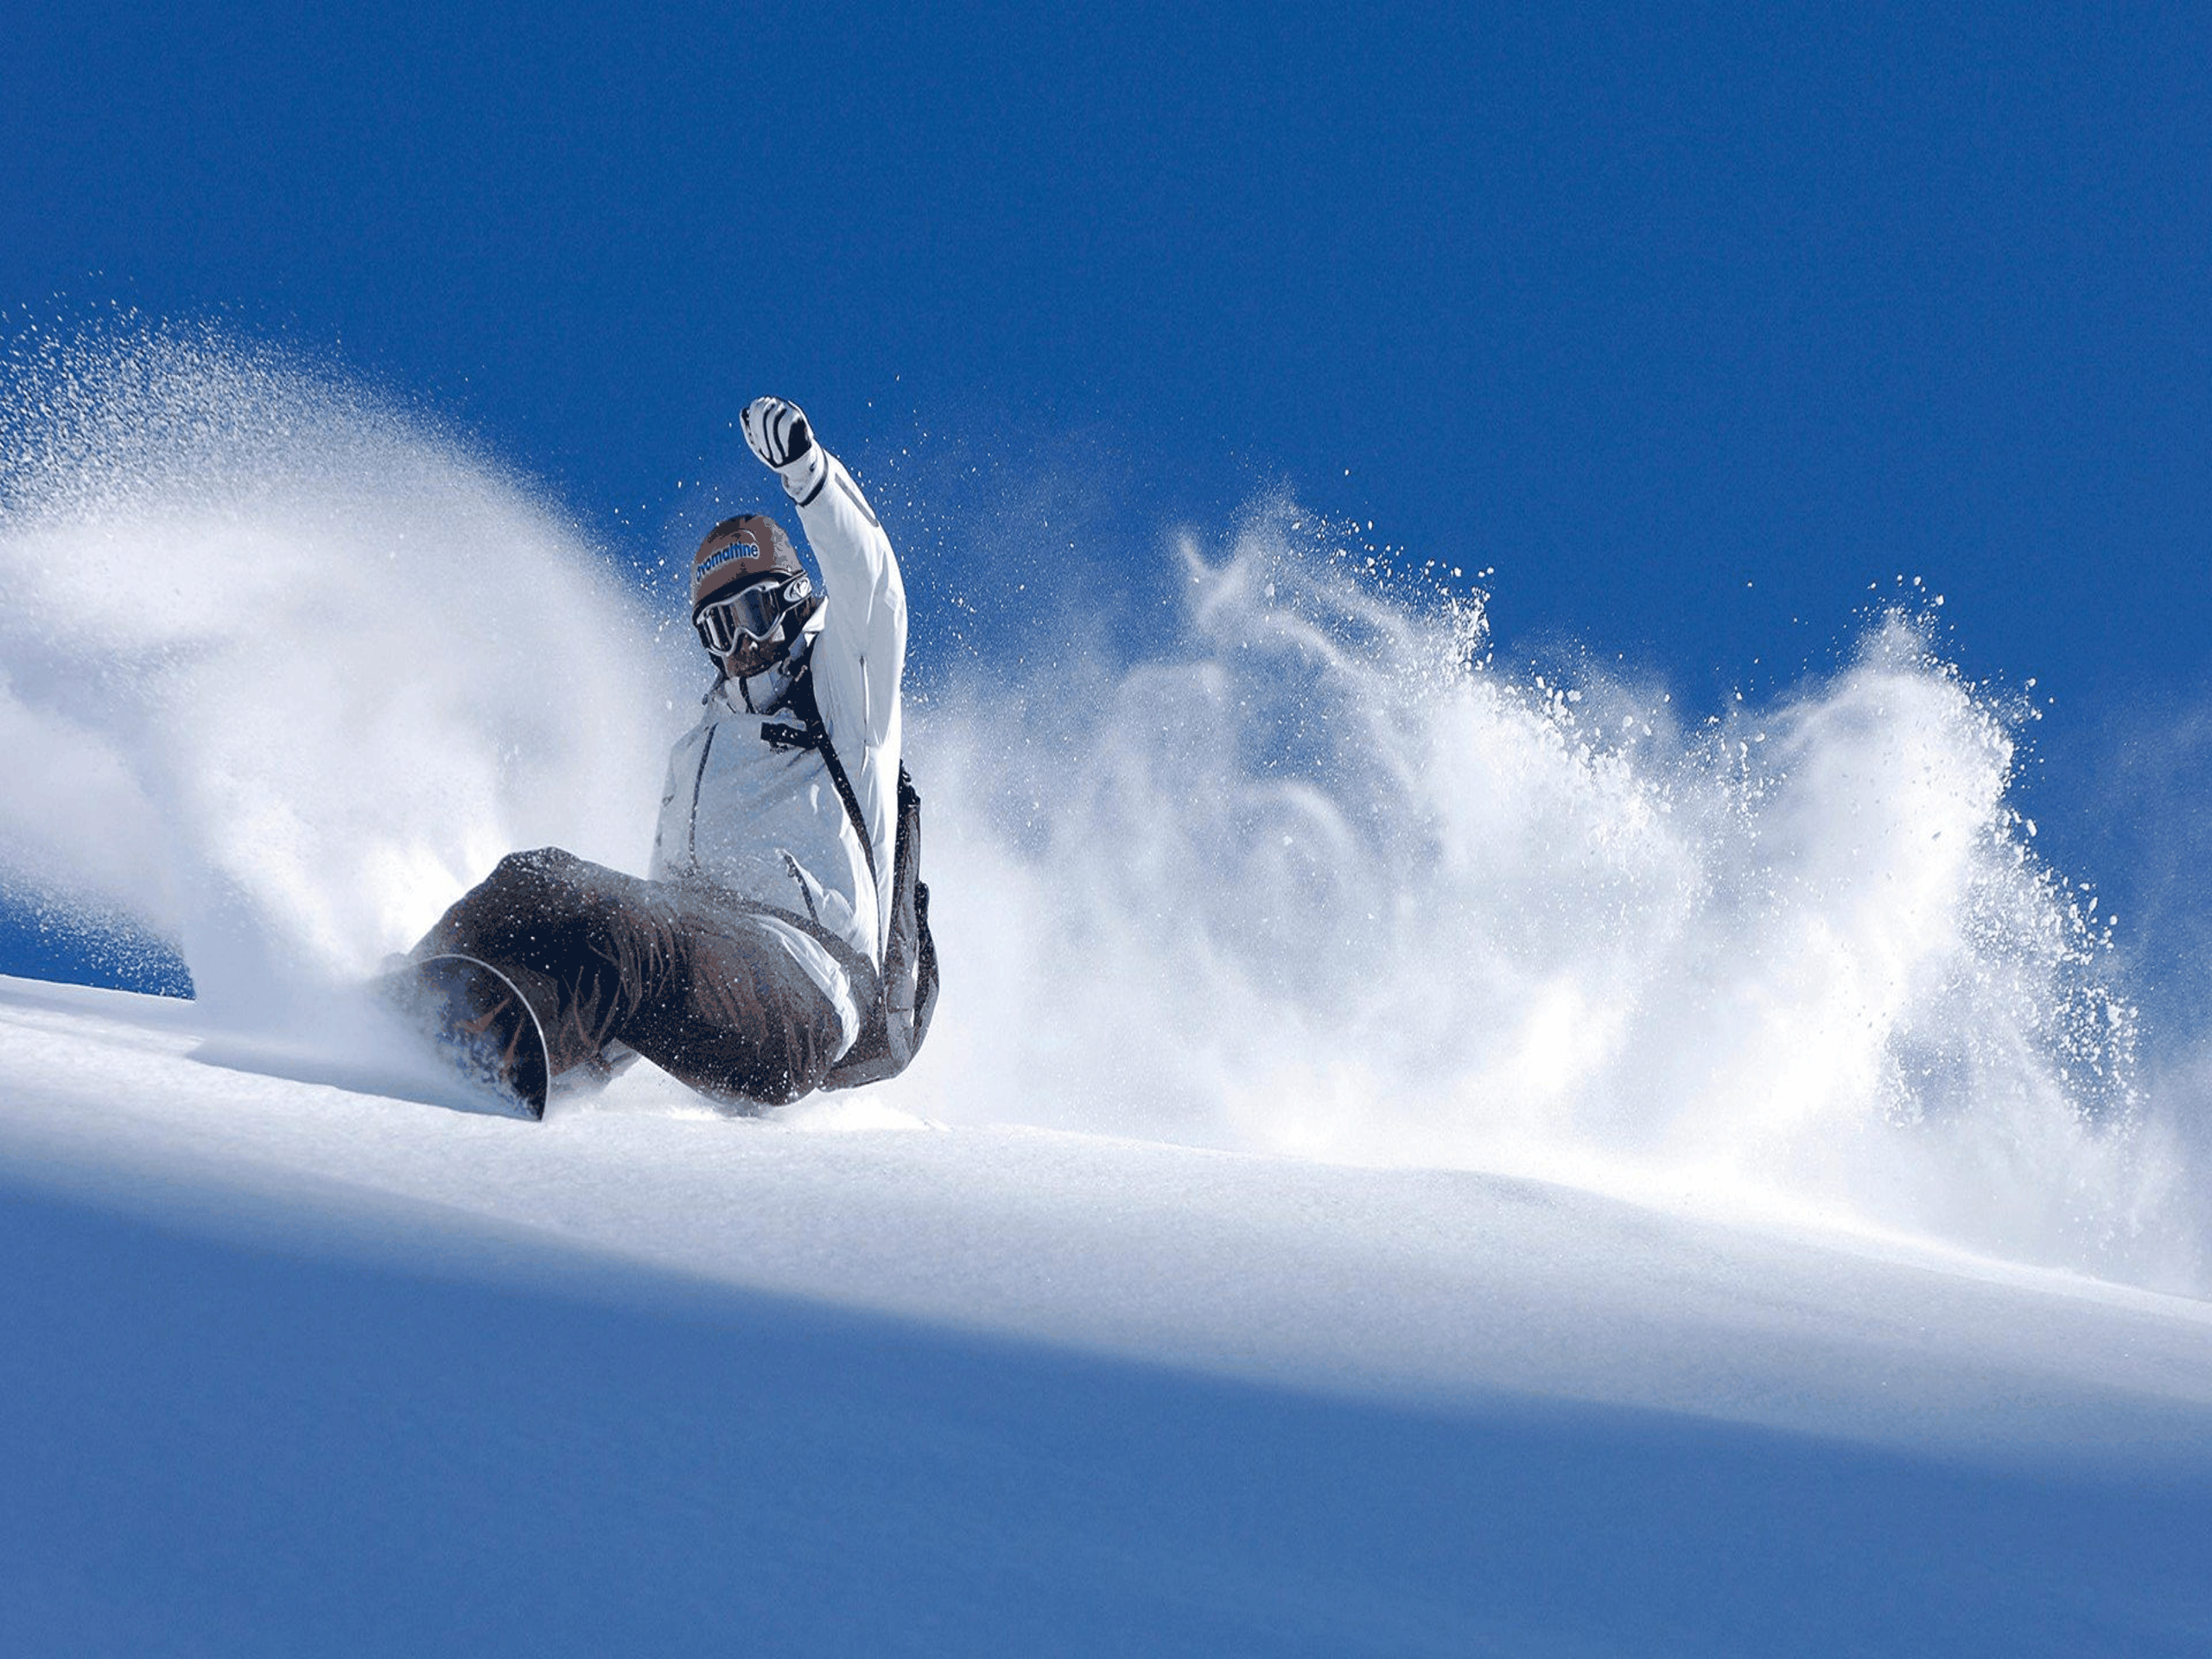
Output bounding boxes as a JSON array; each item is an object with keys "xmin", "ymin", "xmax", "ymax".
[{"xmin": 381, "ymin": 952, "xmax": 550, "ymax": 1120}]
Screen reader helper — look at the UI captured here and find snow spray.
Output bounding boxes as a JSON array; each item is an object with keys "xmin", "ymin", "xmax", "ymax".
[
  {"xmin": 906, "ymin": 518, "xmax": 2203, "ymax": 1291},
  {"xmin": 0, "ymin": 323, "xmax": 2199, "ymax": 1289},
  {"xmin": 0, "ymin": 321, "xmax": 684, "ymax": 1016}
]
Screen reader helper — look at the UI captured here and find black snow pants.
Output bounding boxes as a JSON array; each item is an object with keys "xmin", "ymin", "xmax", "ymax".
[{"xmin": 411, "ymin": 847, "xmax": 857, "ymax": 1109}]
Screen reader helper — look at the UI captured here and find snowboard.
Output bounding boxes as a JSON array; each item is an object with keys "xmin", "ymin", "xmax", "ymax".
[{"xmin": 380, "ymin": 952, "xmax": 551, "ymax": 1120}]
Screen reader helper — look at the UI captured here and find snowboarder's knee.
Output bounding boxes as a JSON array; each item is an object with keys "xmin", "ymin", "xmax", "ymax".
[
  {"xmin": 491, "ymin": 847, "xmax": 581, "ymax": 880},
  {"xmin": 478, "ymin": 847, "xmax": 592, "ymax": 906}
]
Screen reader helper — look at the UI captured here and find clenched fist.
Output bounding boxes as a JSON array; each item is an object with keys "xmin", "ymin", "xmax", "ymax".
[{"xmin": 741, "ymin": 397, "xmax": 827, "ymax": 501}]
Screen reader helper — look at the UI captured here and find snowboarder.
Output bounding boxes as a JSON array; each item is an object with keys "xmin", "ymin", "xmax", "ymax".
[{"xmin": 389, "ymin": 396, "xmax": 931, "ymax": 1116}]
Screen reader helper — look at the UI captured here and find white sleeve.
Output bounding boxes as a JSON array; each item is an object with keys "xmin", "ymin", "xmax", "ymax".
[
  {"xmin": 792, "ymin": 450, "xmax": 906, "ymax": 957},
  {"xmin": 794, "ymin": 450, "xmax": 906, "ymax": 753}
]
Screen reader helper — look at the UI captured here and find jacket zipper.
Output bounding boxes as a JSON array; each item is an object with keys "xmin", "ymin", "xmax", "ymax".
[{"xmin": 685, "ymin": 723, "xmax": 717, "ymax": 867}]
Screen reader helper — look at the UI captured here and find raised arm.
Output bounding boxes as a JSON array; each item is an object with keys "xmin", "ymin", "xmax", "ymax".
[{"xmin": 742, "ymin": 397, "xmax": 906, "ymax": 750}]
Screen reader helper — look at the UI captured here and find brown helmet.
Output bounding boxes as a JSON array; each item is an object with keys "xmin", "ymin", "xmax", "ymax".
[
  {"xmin": 690, "ymin": 513, "xmax": 802, "ymax": 612},
  {"xmin": 688, "ymin": 514, "xmax": 818, "ymax": 661}
]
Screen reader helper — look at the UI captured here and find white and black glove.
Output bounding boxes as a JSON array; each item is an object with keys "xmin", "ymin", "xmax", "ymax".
[{"xmin": 742, "ymin": 396, "xmax": 828, "ymax": 501}]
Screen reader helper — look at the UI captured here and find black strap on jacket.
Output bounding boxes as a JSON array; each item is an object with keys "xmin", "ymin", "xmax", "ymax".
[
  {"xmin": 753, "ymin": 657, "xmax": 935, "ymax": 1092},
  {"xmin": 757, "ymin": 664, "xmax": 879, "ymax": 893}
]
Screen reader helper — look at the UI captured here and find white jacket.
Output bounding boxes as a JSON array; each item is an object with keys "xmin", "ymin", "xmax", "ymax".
[{"xmin": 650, "ymin": 451, "xmax": 906, "ymax": 1027}]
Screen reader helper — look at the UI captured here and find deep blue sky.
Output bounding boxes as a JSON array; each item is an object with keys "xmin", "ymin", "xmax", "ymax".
[{"xmin": 4, "ymin": 1, "xmax": 2209, "ymax": 988}]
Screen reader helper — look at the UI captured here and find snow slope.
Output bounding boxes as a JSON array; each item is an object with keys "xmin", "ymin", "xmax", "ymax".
[
  {"xmin": 3, "ymin": 973, "xmax": 2209, "ymax": 1656},
  {"xmin": 5, "ymin": 327, "xmax": 2198, "ymax": 1300},
  {"xmin": 6, "ymin": 327, "xmax": 2211, "ymax": 1656}
]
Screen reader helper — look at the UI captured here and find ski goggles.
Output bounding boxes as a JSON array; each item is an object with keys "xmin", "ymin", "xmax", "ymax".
[{"xmin": 692, "ymin": 574, "xmax": 811, "ymax": 654}]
